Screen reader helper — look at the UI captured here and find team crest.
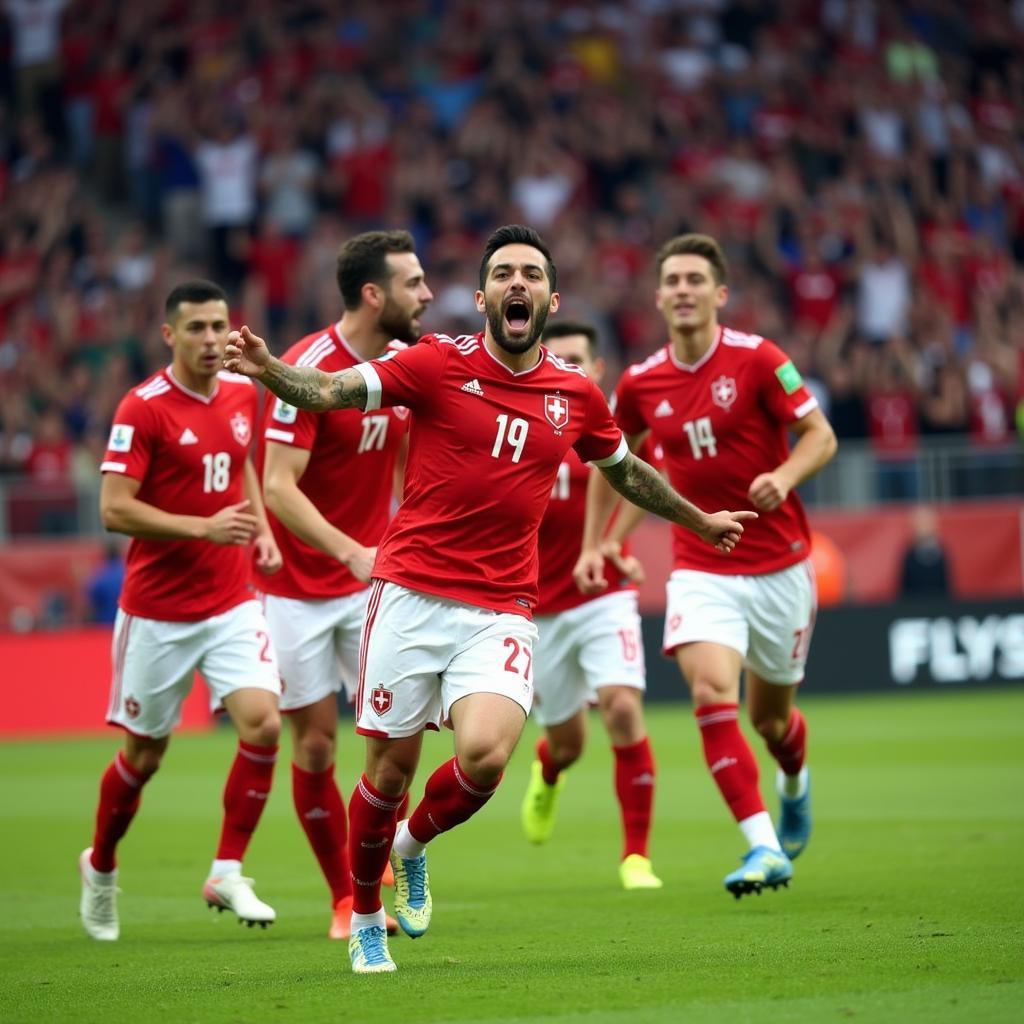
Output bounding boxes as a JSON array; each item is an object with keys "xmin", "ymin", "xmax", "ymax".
[
  {"xmin": 370, "ymin": 684, "xmax": 393, "ymax": 716},
  {"xmin": 230, "ymin": 411, "xmax": 251, "ymax": 445},
  {"xmin": 544, "ymin": 394, "xmax": 570, "ymax": 430},
  {"xmin": 710, "ymin": 375, "xmax": 737, "ymax": 410},
  {"xmin": 124, "ymin": 696, "xmax": 140, "ymax": 719}
]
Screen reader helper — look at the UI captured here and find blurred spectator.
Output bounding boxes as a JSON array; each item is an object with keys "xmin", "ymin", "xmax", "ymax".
[
  {"xmin": 85, "ymin": 538, "xmax": 124, "ymax": 624},
  {"xmin": 899, "ymin": 505, "xmax": 951, "ymax": 597}
]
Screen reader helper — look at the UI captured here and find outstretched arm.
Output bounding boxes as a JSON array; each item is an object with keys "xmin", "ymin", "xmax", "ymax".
[{"xmin": 223, "ymin": 325, "xmax": 368, "ymax": 412}]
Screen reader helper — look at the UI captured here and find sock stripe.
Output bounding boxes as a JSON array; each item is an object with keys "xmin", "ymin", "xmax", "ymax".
[
  {"xmin": 113, "ymin": 752, "xmax": 144, "ymax": 788},
  {"xmin": 357, "ymin": 777, "xmax": 404, "ymax": 812},
  {"xmin": 239, "ymin": 745, "xmax": 278, "ymax": 764},
  {"xmin": 696, "ymin": 709, "xmax": 738, "ymax": 727},
  {"xmin": 453, "ymin": 759, "xmax": 498, "ymax": 798}
]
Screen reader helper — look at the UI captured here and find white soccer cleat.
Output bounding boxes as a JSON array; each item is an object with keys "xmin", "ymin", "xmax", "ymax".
[
  {"xmin": 79, "ymin": 847, "xmax": 120, "ymax": 941},
  {"xmin": 203, "ymin": 873, "xmax": 276, "ymax": 927}
]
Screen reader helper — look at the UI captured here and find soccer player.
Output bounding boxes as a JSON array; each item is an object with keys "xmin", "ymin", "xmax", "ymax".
[
  {"xmin": 257, "ymin": 230, "xmax": 432, "ymax": 939},
  {"xmin": 576, "ymin": 233, "xmax": 838, "ymax": 898},
  {"xmin": 519, "ymin": 320, "xmax": 662, "ymax": 891},
  {"xmin": 78, "ymin": 280, "xmax": 284, "ymax": 941},
  {"xmin": 224, "ymin": 225, "xmax": 755, "ymax": 973}
]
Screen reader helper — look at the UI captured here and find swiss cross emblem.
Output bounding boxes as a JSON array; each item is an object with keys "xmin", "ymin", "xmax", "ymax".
[
  {"xmin": 124, "ymin": 696, "xmax": 140, "ymax": 719},
  {"xmin": 370, "ymin": 685, "xmax": 393, "ymax": 716},
  {"xmin": 710, "ymin": 375, "xmax": 737, "ymax": 410},
  {"xmin": 230, "ymin": 411, "xmax": 251, "ymax": 445},
  {"xmin": 544, "ymin": 394, "xmax": 570, "ymax": 430}
]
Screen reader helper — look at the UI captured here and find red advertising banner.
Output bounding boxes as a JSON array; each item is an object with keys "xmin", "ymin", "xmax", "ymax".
[{"xmin": 0, "ymin": 627, "xmax": 213, "ymax": 738}]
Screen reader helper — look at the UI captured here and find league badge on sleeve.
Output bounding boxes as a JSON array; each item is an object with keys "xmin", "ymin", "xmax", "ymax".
[
  {"xmin": 272, "ymin": 398, "xmax": 298, "ymax": 424},
  {"xmin": 775, "ymin": 361, "xmax": 804, "ymax": 395},
  {"xmin": 107, "ymin": 423, "xmax": 135, "ymax": 452},
  {"xmin": 230, "ymin": 411, "xmax": 252, "ymax": 446},
  {"xmin": 544, "ymin": 394, "xmax": 570, "ymax": 430}
]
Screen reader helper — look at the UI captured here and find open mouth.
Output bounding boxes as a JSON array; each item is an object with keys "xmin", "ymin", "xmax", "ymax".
[{"xmin": 504, "ymin": 297, "xmax": 532, "ymax": 333}]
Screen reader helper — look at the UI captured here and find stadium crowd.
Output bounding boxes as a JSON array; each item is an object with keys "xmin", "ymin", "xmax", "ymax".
[{"xmin": 1, "ymin": 0, "xmax": 1023, "ymax": 510}]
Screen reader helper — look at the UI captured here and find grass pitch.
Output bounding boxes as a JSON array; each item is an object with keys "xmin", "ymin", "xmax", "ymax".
[{"xmin": 1, "ymin": 689, "xmax": 1021, "ymax": 1023}]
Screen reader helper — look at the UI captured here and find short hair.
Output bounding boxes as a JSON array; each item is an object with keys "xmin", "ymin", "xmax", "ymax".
[
  {"xmin": 542, "ymin": 320, "xmax": 598, "ymax": 355},
  {"xmin": 164, "ymin": 279, "xmax": 228, "ymax": 321},
  {"xmin": 655, "ymin": 233, "xmax": 729, "ymax": 285},
  {"xmin": 336, "ymin": 230, "xmax": 417, "ymax": 309},
  {"xmin": 479, "ymin": 224, "xmax": 557, "ymax": 291}
]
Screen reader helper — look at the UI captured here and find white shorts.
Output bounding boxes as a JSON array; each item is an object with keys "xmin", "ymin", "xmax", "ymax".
[
  {"xmin": 263, "ymin": 590, "xmax": 368, "ymax": 711},
  {"xmin": 532, "ymin": 590, "xmax": 646, "ymax": 727},
  {"xmin": 356, "ymin": 580, "xmax": 539, "ymax": 739},
  {"xmin": 107, "ymin": 599, "xmax": 281, "ymax": 738},
  {"xmin": 663, "ymin": 560, "xmax": 816, "ymax": 685}
]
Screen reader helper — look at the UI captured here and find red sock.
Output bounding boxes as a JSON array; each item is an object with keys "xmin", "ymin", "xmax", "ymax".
[
  {"xmin": 215, "ymin": 741, "xmax": 277, "ymax": 861},
  {"xmin": 613, "ymin": 737, "xmax": 655, "ymax": 859},
  {"xmin": 91, "ymin": 752, "xmax": 153, "ymax": 872},
  {"xmin": 766, "ymin": 708, "xmax": 807, "ymax": 777},
  {"xmin": 292, "ymin": 763, "xmax": 350, "ymax": 904},
  {"xmin": 695, "ymin": 703, "xmax": 764, "ymax": 822},
  {"xmin": 536, "ymin": 737, "xmax": 561, "ymax": 785},
  {"xmin": 407, "ymin": 757, "xmax": 499, "ymax": 844},
  {"xmin": 348, "ymin": 775, "xmax": 403, "ymax": 914}
]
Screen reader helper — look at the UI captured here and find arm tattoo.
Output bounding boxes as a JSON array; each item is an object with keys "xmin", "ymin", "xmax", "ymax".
[
  {"xmin": 600, "ymin": 452, "xmax": 705, "ymax": 532},
  {"xmin": 260, "ymin": 361, "xmax": 367, "ymax": 412}
]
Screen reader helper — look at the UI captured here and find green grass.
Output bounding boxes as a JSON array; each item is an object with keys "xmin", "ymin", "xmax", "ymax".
[{"xmin": 1, "ymin": 689, "xmax": 1022, "ymax": 1023}]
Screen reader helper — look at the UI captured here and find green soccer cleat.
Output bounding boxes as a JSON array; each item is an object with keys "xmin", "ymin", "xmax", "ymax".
[
  {"xmin": 520, "ymin": 759, "xmax": 565, "ymax": 844},
  {"xmin": 349, "ymin": 924, "xmax": 397, "ymax": 973},
  {"xmin": 389, "ymin": 849, "xmax": 432, "ymax": 938},
  {"xmin": 724, "ymin": 845, "xmax": 793, "ymax": 899},
  {"xmin": 619, "ymin": 854, "xmax": 664, "ymax": 891},
  {"xmin": 777, "ymin": 770, "xmax": 812, "ymax": 860}
]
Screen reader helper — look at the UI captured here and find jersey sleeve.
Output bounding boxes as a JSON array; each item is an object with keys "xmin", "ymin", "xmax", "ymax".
[
  {"xmin": 574, "ymin": 380, "xmax": 628, "ymax": 467},
  {"xmin": 100, "ymin": 393, "xmax": 154, "ymax": 481},
  {"xmin": 610, "ymin": 372, "xmax": 648, "ymax": 438},
  {"xmin": 264, "ymin": 394, "xmax": 319, "ymax": 450},
  {"xmin": 757, "ymin": 339, "xmax": 819, "ymax": 424},
  {"xmin": 352, "ymin": 341, "xmax": 443, "ymax": 412}
]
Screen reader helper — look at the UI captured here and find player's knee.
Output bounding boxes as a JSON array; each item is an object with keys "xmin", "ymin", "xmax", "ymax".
[
  {"xmin": 366, "ymin": 760, "xmax": 412, "ymax": 798},
  {"xmin": 128, "ymin": 748, "xmax": 164, "ymax": 776},
  {"xmin": 247, "ymin": 709, "xmax": 281, "ymax": 748},
  {"xmin": 690, "ymin": 679, "xmax": 731, "ymax": 707},
  {"xmin": 295, "ymin": 730, "xmax": 335, "ymax": 772},
  {"xmin": 601, "ymin": 691, "xmax": 642, "ymax": 739},
  {"xmin": 458, "ymin": 745, "xmax": 509, "ymax": 787},
  {"xmin": 548, "ymin": 735, "xmax": 583, "ymax": 766}
]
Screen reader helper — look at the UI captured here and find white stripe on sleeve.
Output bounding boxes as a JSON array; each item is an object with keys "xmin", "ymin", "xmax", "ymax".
[
  {"xmin": 590, "ymin": 435, "xmax": 629, "ymax": 468},
  {"xmin": 353, "ymin": 362, "xmax": 382, "ymax": 411}
]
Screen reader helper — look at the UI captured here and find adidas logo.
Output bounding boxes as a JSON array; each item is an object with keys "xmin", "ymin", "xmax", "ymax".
[
  {"xmin": 461, "ymin": 378, "xmax": 484, "ymax": 396},
  {"xmin": 632, "ymin": 772, "xmax": 655, "ymax": 787},
  {"xmin": 654, "ymin": 399, "xmax": 674, "ymax": 418},
  {"xmin": 710, "ymin": 756, "xmax": 738, "ymax": 775},
  {"xmin": 303, "ymin": 807, "xmax": 330, "ymax": 820},
  {"xmin": 179, "ymin": 428, "xmax": 198, "ymax": 445}
]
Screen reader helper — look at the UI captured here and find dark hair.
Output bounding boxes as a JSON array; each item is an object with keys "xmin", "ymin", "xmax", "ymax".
[
  {"xmin": 542, "ymin": 320, "xmax": 598, "ymax": 355},
  {"xmin": 479, "ymin": 224, "xmax": 557, "ymax": 291},
  {"xmin": 336, "ymin": 230, "xmax": 416, "ymax": 308},
  {"xmin": 655, "ymin": 233, "xmax": 729, "ymax": 285},
  {"xmin": 164, "ymin": 279, "xmax": 228, "ymax": 320}
]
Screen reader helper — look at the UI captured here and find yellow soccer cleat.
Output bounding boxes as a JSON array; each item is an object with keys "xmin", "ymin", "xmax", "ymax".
[
  {"xmin": 619, "ymin": 853, "xmax": 664, "ymax": 890},
  {"xmin": 349, "ymin": 924, "xmax": 397, "ymax": 973},
  {"xmin": 520, "ymin": 759, "xmax": 565, "ymax": 844}
]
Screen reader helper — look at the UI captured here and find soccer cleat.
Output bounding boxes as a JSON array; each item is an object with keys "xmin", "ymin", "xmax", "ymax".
[
  {"xmin": 389, "ymin": 849, "xmax": 431, "ymax": 938},
  {"xmin": 619, "ymin": 853, "xmax": 664, "ymax": 890},
  {"xmin": 520, "ymin": 759, "xmax": 565, "ymax": 844},
  {"xmin": 328, "ymin": 896, "xmax": 399, "ymax": 940},
  {"xmin": 777, "ymin": 771, "xmax": 812, "ymax": 860},
  {"xmin": 203, "ymin": 873, "xmax": 276, "ymax": 927},
  {"xmin": 79, "ymin": 848, "xmax": 120, "ymax": 941},
  {"xmin": 349, "ymin": 924, "xmax": 397, "ymax": 973},
  {"xmin": 724, "ymin": 845, "xmax": 793, "ymax": 899}
]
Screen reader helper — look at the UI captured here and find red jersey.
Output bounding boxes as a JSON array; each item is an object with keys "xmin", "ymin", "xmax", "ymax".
[
  {"xmin": 256, "ymin": 324, "xmax": 408, "ymax": 600},
  {"xmin": 613, "ymin": 327, "xmax": 816, "ymax": 576},
  {"xmin": 354, "ymin": 333, "xmax": 627, "ymax": 617},
  {"xmin": 535, "ymin": 437, "xmax": 661, "ymax": 616},
  {"xmin": 100, "ymin": 368, "xmax": 258, "ymax": 621}
]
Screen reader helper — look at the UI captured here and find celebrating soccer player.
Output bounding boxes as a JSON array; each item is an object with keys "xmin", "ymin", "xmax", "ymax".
[
  {"xmin": 519, "ymin": 320, "xmax": 662, "ymax": 891},
  {"xmin": 79, "ymin": 280, "xmax": 283, "ymax": 941},
  {"xmin": 576, "ymin": 234, "xmax": 838, "ymax": 897},
  {"xmin": 257, "ymin": 230, "xmax": 431, "ymax": 939},
  {"xmin": 224, "ymin": 225, "xmax": 755, "ymax": 973}
]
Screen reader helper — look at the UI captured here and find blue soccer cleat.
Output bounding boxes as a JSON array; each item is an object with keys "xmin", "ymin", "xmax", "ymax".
[
  {"xmin": 777, "ymin": 770, "xmax": 812, "ymax": 860},
  {"xmin": 389, "ymin": 849, "xmax": 432, "ymax": 938},
  {"xmin": 349, "ymin": 924, "xmax": 397, "ymax": 973},
  {"xmin": 724, "ymin": 845, "xmax": 793, "ymax": 899}
]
